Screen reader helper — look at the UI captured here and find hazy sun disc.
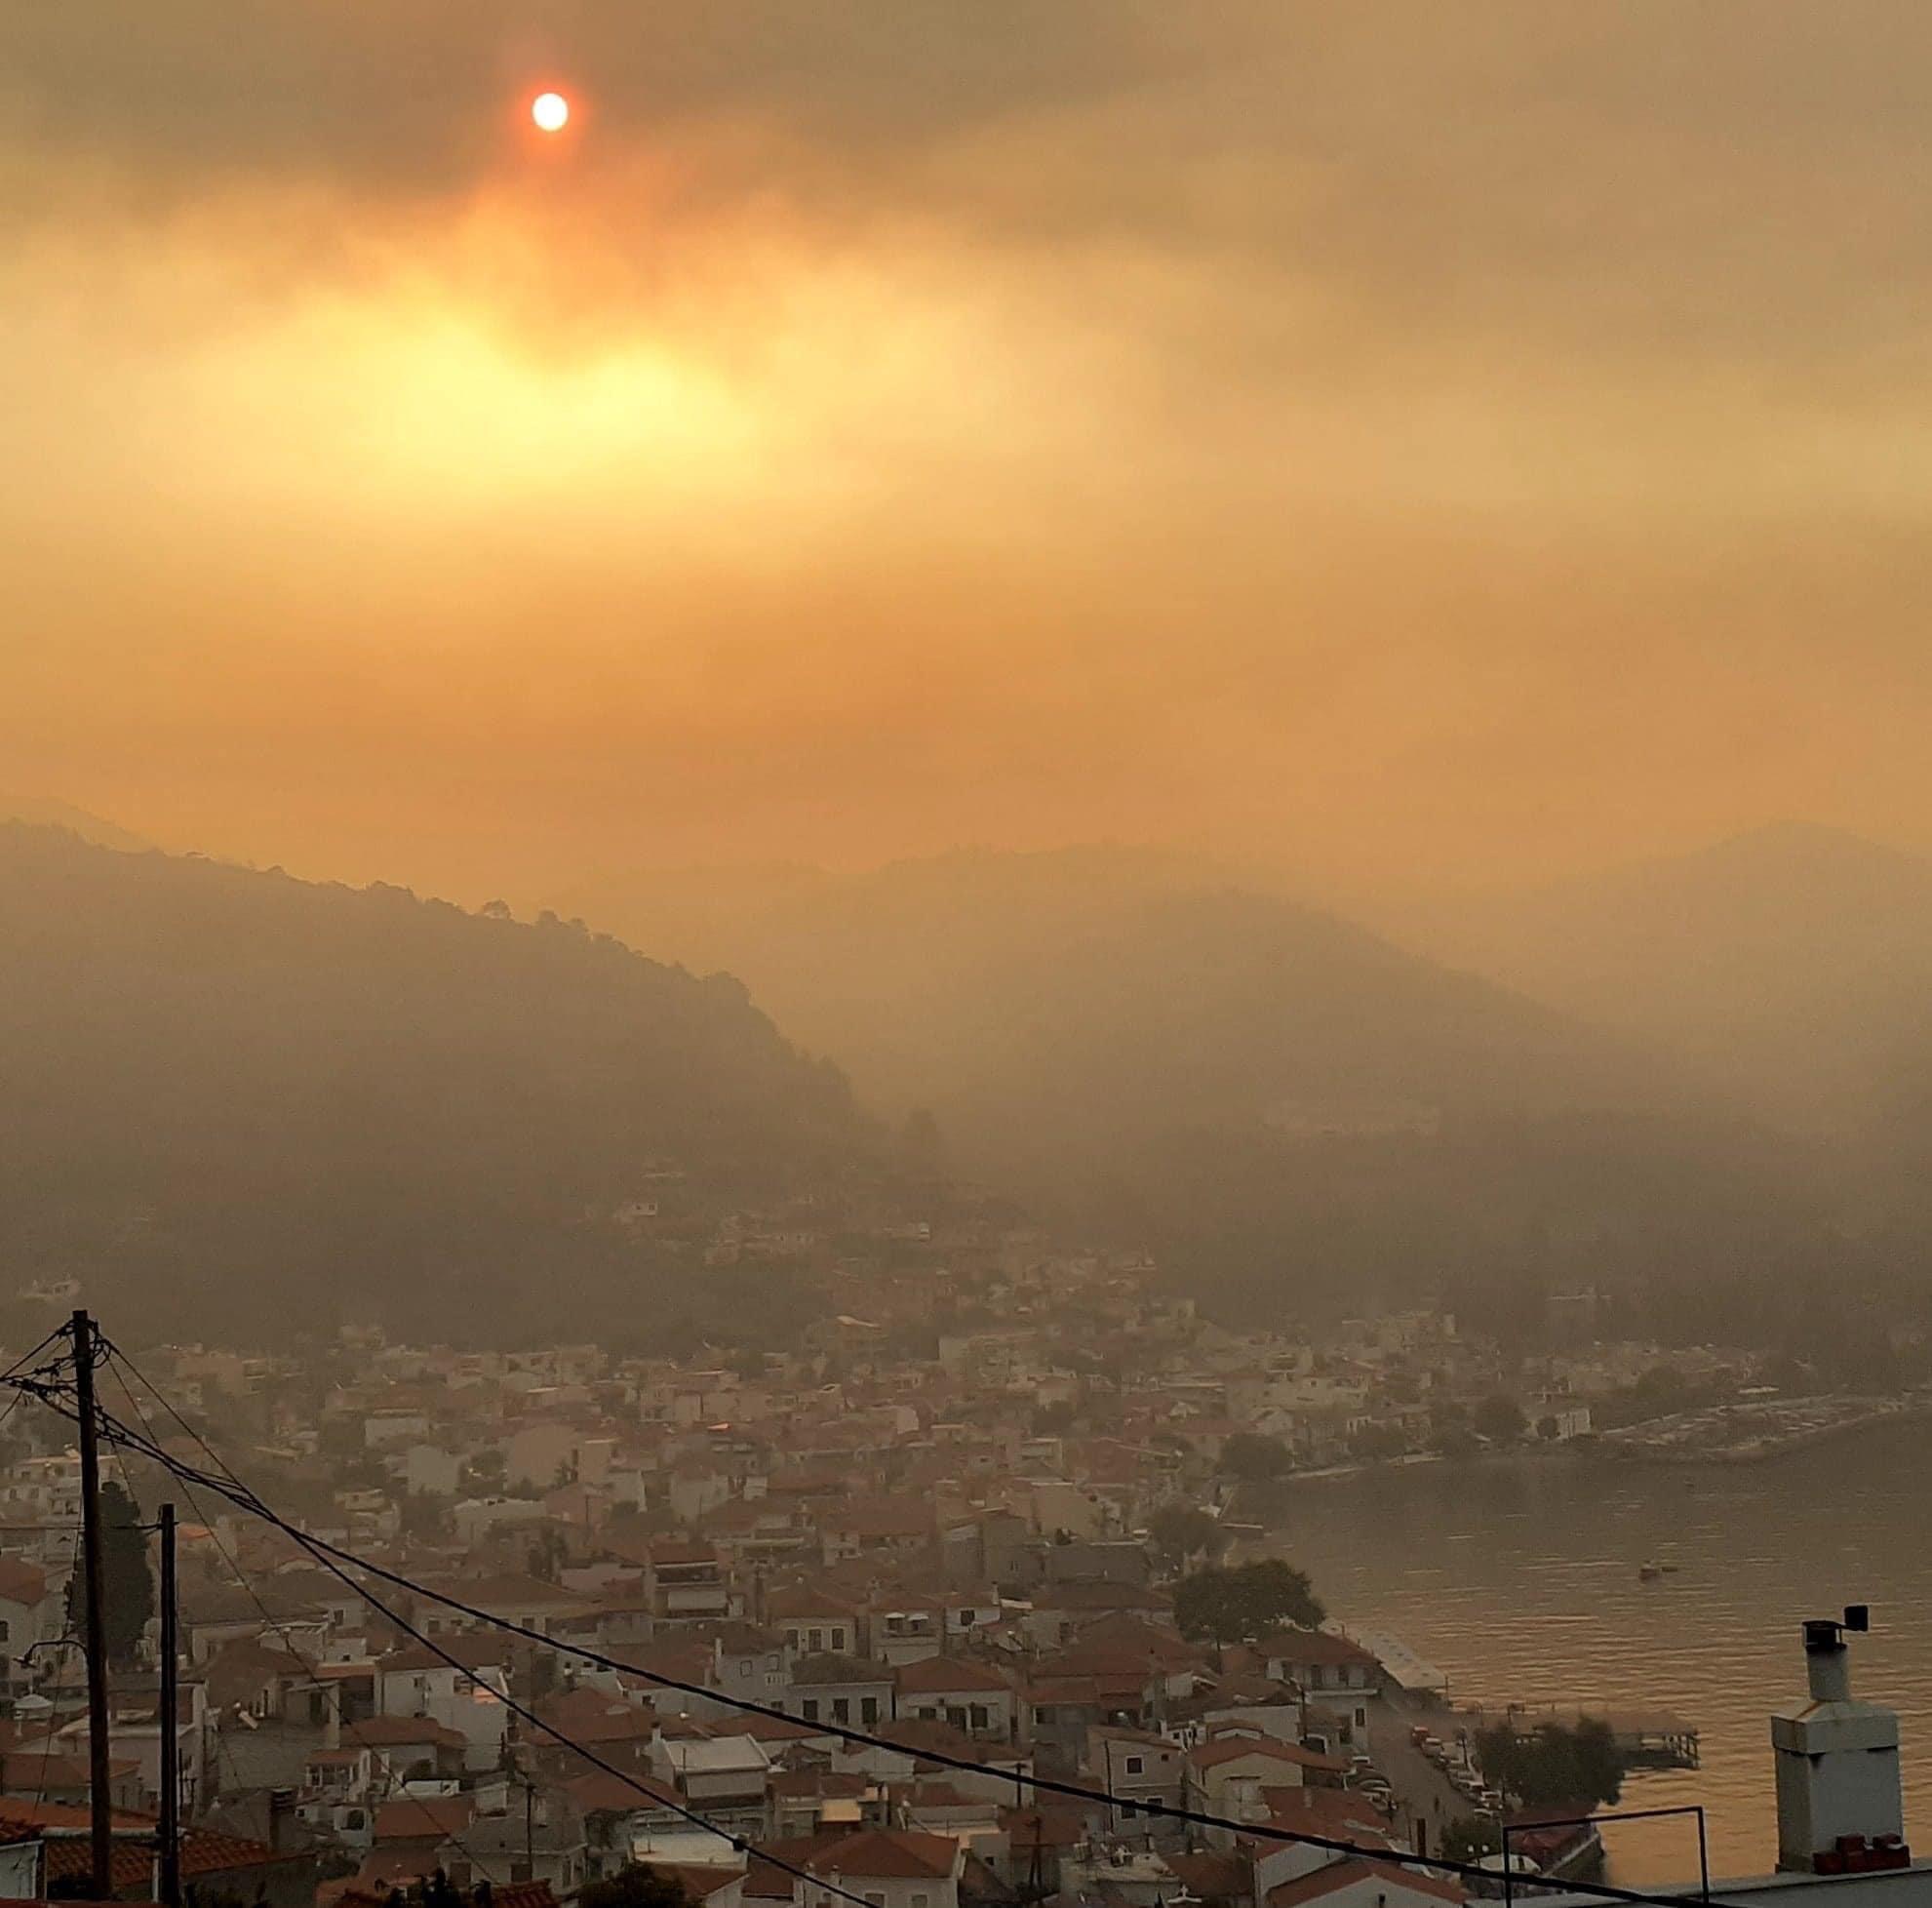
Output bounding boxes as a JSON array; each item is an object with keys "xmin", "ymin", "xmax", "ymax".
[{"xmin": 532, "ymin": 92, "xmax": 570, "ymax": 133}]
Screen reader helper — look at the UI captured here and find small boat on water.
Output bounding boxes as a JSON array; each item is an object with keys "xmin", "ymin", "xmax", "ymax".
[{"xmin": 1638, "ymin": 1559, "xmax": 1682, "ymax": 1580}]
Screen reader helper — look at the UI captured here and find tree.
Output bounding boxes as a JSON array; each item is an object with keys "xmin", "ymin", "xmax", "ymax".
[
  {"xmin": 1473, "ymin": 1394, "xmax": 1527, "ymax": 1443},
  {"xmin": 1173, "ymin": 1558, "xmax": 1324, "ymax": 1644},
  {"xmin": 526, "ymin": 1528, "xmax": 568, "ymax": 1584},
  {"xmin": 1220, "ymin": 1432, "xmax": 1291, "ymax": 1481},
  {"xmin": 462, "ymin": 1449, "xmax": 507, "ymax": 1495},
  {"xmin": 399, "ymin": 1491, "xmax": 453, "ymax": 1541},
  {"xmin": 1146, "ymin": 1504, "xmax": 1227, "ymax": 1570},
  {"xmin": 1475, "ymin": 1717, "xmax": 1624, "ymax": 1810},
  {"xmin": 65, "ymin": 1482, "xmax": 154, "ymax": 1667},
  {"xmin": 1536, "ymin": 1413, "xmax": 1560, "ymax": 1441},
  {"xmin": 1439, "ymin": 1818, "xmax": 1502, "ymax": 1864},
  {"xmin": 579, "ymin": 1868, "xmax": 689, "ymax": 1908},
  {"xmin": 1348, "ymin": 1422, "xmax": 1408, "ymax": 1460}
]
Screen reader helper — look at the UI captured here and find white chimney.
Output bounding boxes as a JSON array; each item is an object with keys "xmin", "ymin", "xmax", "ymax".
[{"xmin": 1772, "ymin": 1609, "xmax": 1908, "ymax": 1873}]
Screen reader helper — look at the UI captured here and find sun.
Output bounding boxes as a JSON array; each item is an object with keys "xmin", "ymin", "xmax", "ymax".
[{"xmin": 532, "ymin": 92, "xmax": 570, "ymax": 134}]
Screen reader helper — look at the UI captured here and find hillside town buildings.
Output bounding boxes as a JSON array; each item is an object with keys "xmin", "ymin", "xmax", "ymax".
[{"xmin": 0, "ymin": 1223, "xmax": 1909, "ymax": 1908}]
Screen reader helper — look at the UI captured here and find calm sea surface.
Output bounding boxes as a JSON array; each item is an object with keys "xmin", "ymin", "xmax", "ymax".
[{"xmin": 1256, "ymin": 1418, "xmax": 1932, "ymax": 1886}]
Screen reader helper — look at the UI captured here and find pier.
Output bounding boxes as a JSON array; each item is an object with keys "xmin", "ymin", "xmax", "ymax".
[{"xmin": 1457, "ymin": 1703, "xmax": 1701, "ymax": 1770}]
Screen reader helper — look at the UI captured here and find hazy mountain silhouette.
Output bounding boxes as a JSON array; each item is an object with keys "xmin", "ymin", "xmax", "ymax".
[
  {"xmin": 0, "ymin": 824, "xmax": 868, "ymax": 1342},
  {"xmin": 564, "ymin": 845, "xmax": 1663, "ymax": 1140},
  {"xmin": 0, "ymin": 795, "xmax": 149, "ymax": 853},
  {"xmin": 562, "ymin": 847, "xmax": 1835, "ymax": 1333},
  {"xmin": 1400, "ymin": 821, "xmax": 1932, "ymax": 1133}
]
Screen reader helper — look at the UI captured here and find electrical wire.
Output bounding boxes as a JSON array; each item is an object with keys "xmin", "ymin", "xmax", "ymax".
[
  {"xmin": 101, "ymin": 1354, "xmax": 506, "ymax": 1888},
  {"xmin": 0, "ymin": 1327, "xmax": 77, "ymax": 1441},
  {"xmin": 18, "ymin": 1352, "xmax": 1723, "ymax": 1908},
  {"xmin": 99, "ymin": 1352, "xmax": 882, "ymax": 1908}
]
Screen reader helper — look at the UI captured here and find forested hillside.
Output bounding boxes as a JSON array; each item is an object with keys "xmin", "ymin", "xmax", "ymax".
[{"xmin": 0, "ymin": 825, "xmax": 870, "ymax": 1343}]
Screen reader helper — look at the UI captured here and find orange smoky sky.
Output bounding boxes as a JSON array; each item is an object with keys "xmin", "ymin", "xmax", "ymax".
[{"xmin": 5, "ymin": 3, "xmax": 1932, "ymax": 904}]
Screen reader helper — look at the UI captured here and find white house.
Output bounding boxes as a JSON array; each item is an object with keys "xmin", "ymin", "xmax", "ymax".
[
  {"xmin": 375, "ymin": 1640, "xmax": 512, "ymax": 1770},
  {"xmin": 0, "ymin": 1558, "xmax": 59, "ymax": 1692},
  {"xmin": 506, "ymin": 1422, "xmax": 579, "ymax": 1491},
  {"xmin": 790, "ymin": 1655, "xmax": 895, "ymax": 1730},
  {"xmin": 792, "ymin": 1828, "xmax": 964, "ymax": 1908},
  {"xmin": 1263, "ymin": 1857, "xmax": 1463, "ymax": 1908},
  {"xmin": 399, "ymin": 1445, "xmax": 465, "ymax": 1498},
  {"xmin": 893, "ymin": 1657, "xmax": 1015, "ymax": 1743}
]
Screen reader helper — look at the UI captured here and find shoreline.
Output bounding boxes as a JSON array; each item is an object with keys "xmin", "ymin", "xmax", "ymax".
[
  {"xmin": 1592, "ymin": 1393, "xmax": 1930, "ymax": 1466},
  {"xmin": 1229, "ymin": 1396, "xmax": 1926, "ymax": 1505}
]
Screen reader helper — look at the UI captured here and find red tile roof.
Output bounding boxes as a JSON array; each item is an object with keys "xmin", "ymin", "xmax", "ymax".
[
  {"xmin": 0, "ymin": 1808, "xmax": 292, "ymax": 1895},
  {"xmin": 380, "ymin": 1634, "xmax": 511, "ymax": 1674},
  {"xmin": 895, "ymin": 1656, "xmax": 1011, "ymax": 1695},
  {"xmin": 1163, "ymin": 1853, "xmax": 1251, "ymax": 1900},
  {"xmin": 997, "ymin": 1807, "xmax": 1089, "ymax": 1851},
  {"xmin": 0, "ymin": 1562, "xmax": 50, "ymax": 1607},
  {"xmin": 744, "ymin": 1828, "xmax": 962, "ymax": 1899},
  {"xmin": 565, "ymin": 1769, "xmax": 684, "ymax": 1813},
  {"xmin": 1258, "ymin": 1629, "xmax": 1380, "ymax": 1669},
  {"xmin": 1249, "ymin": 1788, "xmax": 1394, "ymax": 1846},
  {"xmin": 804, "ymin": 1828, "xmax": 960, "ymax": 1881},
  {"xmin": 533, "ymin": 1689, "xmax": 657, "ymax": 1744},
  {"xmin": 766, "ymin": 1587, "xmax": 861, "ymax": 1621},
  {"xmin": 1266, "ymin": 1858, "xmax": 1463, "ymax": 1908},
  {"xmin": 340, "ymin": 1716, "xmax": 468, "ymax": 1751},
  {"xmin": 1190, "ymin": 1736, "xmax": 1345, "ymax": 1774},
  {"xmin": 641, "ymin": 1864, "xmax": 743, "ymax": 1903}
]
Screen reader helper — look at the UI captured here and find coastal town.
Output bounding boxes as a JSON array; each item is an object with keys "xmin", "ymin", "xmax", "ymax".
[{"xmin": 0, "ymin": 1217, "xmax": 1912, "ymax": 1908}]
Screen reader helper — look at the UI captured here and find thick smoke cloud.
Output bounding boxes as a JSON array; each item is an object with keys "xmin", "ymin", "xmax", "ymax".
[{"xmin": 5, "ymin": 4, "xmax": 1932, "ymax": 897}]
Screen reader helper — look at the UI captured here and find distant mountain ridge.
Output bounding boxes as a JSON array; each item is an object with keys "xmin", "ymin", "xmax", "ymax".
[
  {"xmin": 559, "ymin": 845, "xmax": 1667, "ymax": 1143},
  {"xmin": 0, "ymin": 794, "xmax": 149, "ymax": 854},
  {"xmin": 1, "ymin": 822, "xmax": 1900, "ymax": 1351},
  {"xmin": 559, "ymin": 845, "xmax": 1835, "ymax": 1336},
  {"xmin": 1398, "ymin": 820, "xmax": 1932, "ymax": 1132},
  {"xmin": 0, "ymin": 823, "xmax": 870, "ymax": 1343}
]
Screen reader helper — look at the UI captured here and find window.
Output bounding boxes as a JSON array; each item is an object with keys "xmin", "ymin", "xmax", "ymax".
[
  {"xmin": 739, "ymin": 1659, "xmax": 754, "ymax": 1676},
  {"xmin": 912, "ymin": 1895, "xmax": 929, "ymax": 1907},
  {"xmin": 860, "ymin": 1696, "xmax": 881, "ymax": 1726},
  {"xmin": 0, "ymin": 1620, "xmax": 10, "ymax": 1643},
  {"xmin": 1034, "ymin": 1706, "xmax": 1056, "ymax": 1724},
  {"xmin": 831, "ymin": 1627, "xmax": 847, "ymax": 1650},
  {"xmin": 1124, "ymin": 1756, "xmax": 1145, "ymax": 1776},
  {"xmin": 832, "ymin": 1697, "xmax": 850, "ymax": 1724},
  {"xmin": 866, "ymin": 1894, "xmax": 886, "ymax": 1906},
  {"xmin": 802, "ymin": 1699, "xmax": 820, "ymax": 1722},
  {"xmin": 808, "ymin": 1628, "xmax": 824, "ymax": 1652}
]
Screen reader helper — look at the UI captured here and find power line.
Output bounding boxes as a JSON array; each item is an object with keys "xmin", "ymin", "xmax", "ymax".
[
  {"xmin": 101, "ymin": 1354, "xmax": 509, "ymax": 1890},
  {"xmin": 0, "ymin": 1327, "xmax": 78, "ymax": 1443},
  {"xmin": 17, "ymin": 1359, "xmax": 1722, "ymax": 1908},
  {"xmin": 97, "ymin": 1353, "xmax": 884, "ymax": 1908}
]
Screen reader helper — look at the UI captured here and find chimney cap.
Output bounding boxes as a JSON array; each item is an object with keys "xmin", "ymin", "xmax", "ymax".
[{"xmin": 1805, "ymin": 1608, "xmax": 1873, "ymax": 1650}]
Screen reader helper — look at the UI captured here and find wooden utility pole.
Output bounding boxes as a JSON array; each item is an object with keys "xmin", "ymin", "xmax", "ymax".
[
  {"xmin": 72, "ymin": 1309, "xmax": 115, "ymax": 1900},
  {"xmin": 159, "ymin": 1501, "xmax": 181, "ymax": 1908}
]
